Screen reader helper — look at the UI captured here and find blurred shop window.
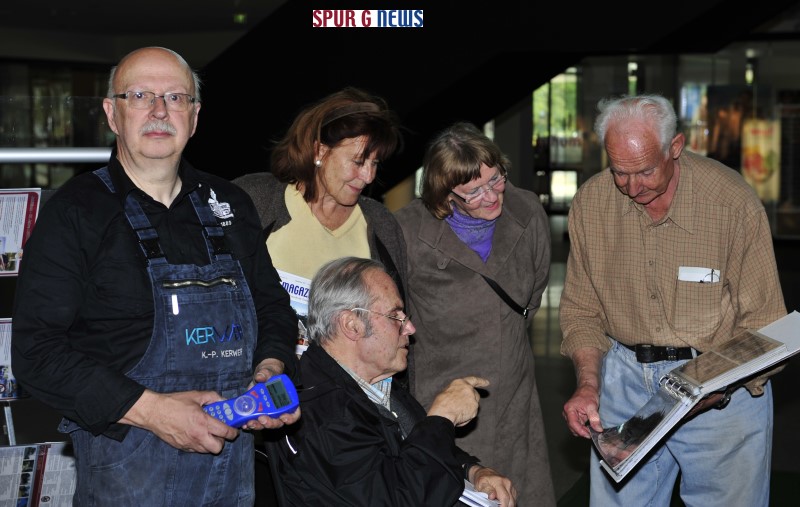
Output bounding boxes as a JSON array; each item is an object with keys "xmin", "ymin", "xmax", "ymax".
[
  {"xmin": 628, "ymin": 62, "xmax": 639, "ymax": 96},
  {"xmin": 776, "ymin": 93, "xmax": 800, "ymax": 238},
  {"xmin": 680, "ymin": 83, "xmax": 709, "ymax": 156},
  {"xmin": 533, "ymin": 68, "xmax": 580, "ymax": 212},
  {"xmin": 550, "ymin": 170, "xmax": 577, "ymax": 212},
  {"xmin": 0, "ymin": 63, "xmax": 111, "ymax": 189}
]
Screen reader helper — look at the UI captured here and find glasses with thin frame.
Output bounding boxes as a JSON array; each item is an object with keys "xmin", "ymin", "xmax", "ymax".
[
  {"xmin": 112, "ymin": 91, "xmax": 198, "ymax": 112},
  {"xmin": 350, "ymin": 307, "xmax": 412, "ymax": 334},
  {"xmin": 451, "ymin": 168, "xmax": 507, "ymax": 205}
]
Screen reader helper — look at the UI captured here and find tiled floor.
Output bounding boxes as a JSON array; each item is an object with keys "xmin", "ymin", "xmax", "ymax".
[
  {"xmin": 531, "ymin": 215, "xmax": 800, "ymax": 503},
  {"xmin": 529, "ymin": 214, "xmax": 588, "ymax": 500}
]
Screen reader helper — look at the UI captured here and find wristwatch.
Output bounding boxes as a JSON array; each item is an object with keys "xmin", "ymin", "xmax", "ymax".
[{"xmin": 463, "ymin": 462, "xmax": 480, "ymax": 480}]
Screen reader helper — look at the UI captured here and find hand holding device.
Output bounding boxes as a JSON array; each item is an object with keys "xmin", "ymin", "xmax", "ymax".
[{"xmin": 203, "ymin": 374, "xmax": 299, "ymax": 427}]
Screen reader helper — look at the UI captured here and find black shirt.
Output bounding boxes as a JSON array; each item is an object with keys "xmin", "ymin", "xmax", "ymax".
[{"xmin": 11, "ymin": 155, "xmax": 297, "ymax": 437}]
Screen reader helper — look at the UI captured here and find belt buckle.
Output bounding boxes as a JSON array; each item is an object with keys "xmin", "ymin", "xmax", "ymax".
[
  {"xmin": 635, "ymin": 344, "xmax": 657, "ymax": 363},
  {"xmin": 665, "ymin": 346, "xmax": 678, "ymax": 361}
]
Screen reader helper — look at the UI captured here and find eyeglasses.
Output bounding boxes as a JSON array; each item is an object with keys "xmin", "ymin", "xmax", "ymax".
[
  {"xmin": 350, "ymin": 307, "xmax": 412, "ymax": 334},
  {"xmin": 112, "ymin": 91, "xmax": 198, "ymax": 112},
  {"xmin": 451, "ymin": 170, "xmax": 507, "ymax": 205}
]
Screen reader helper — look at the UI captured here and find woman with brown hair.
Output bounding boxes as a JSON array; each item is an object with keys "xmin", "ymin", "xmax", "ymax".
[
  {"xmin": 395, "ymin": 121, "xmax": 555, "ymax": 506},
  {"xmin": 233, "ymin": 87, "xmax": 408, "ymax": 359}
]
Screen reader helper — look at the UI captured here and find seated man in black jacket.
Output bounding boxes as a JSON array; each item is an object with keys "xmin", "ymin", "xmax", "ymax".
[{"xmin": 271, "ymin": 256, "xmax": 517, "ymax": 506}]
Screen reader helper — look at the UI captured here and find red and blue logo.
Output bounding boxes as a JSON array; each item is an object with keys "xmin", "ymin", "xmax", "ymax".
[{"xmin": 312, "ymin": 10, "xmax": 423, "ymax": 28}]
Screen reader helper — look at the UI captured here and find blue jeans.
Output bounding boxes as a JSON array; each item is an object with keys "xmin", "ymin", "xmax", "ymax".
[{"xmin": 590, "ymin": 340, "xmax": 772, "ymax": 507}]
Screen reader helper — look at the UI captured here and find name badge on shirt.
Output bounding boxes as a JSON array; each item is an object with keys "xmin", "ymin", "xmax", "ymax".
[{"xmin": 678, "ymin": 266, "xmax": 720, "ymax": 283}]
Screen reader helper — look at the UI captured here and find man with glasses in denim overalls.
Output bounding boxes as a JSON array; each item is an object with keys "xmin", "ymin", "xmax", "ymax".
[{"xmin": 11, "ymin": 47, "xmax": 300, "ymax": 506}]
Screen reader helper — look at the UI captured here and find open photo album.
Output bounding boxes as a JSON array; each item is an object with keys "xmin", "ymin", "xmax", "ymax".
[{"xmin": 590, "ymin": 311, "xmax": 800, "ymax": 483}]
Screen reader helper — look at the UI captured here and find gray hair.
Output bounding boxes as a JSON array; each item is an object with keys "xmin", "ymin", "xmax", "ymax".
[
  {"xmin": 307, "ymin": 257, "xmax": 385, "ymax": 345},
  {"xmin": 106, "ymin": 47, "xmax": 202, "ymax": 102},
  {"xmin": 594, "ymin": 94, "xmax": 677, "ymax": 154}
]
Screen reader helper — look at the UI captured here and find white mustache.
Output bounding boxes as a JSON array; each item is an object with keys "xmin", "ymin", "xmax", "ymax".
[{"xmin": 141, "ymin": 121, "xmax": 177, "ymax": 135}]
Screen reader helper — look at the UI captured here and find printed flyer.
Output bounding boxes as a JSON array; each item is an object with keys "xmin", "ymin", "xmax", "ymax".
[
  {"xmin": 276, "ymin": 269, "xmax": 311, "ymax": 357},
  {"xmin": 0, "ymin": 319, "xmax": 21, "ymax": 400},
  {"xmin": 0, "ymin": 189, "xmax": 41, "ymax": 276},
  {"xmin": 0, "ymin": 441, "xmax": 75, "ymax": 507}
]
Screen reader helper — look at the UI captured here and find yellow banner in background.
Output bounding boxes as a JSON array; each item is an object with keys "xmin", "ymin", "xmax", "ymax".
[{"xmin": 741, "ymin": 119, "xmax": 781, "ymax": 201}]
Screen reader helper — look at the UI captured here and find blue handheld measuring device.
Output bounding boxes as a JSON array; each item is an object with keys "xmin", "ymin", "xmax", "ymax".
[{"xmin": 203, "ymin": 374, "xmax": 299, "ymax": 427}]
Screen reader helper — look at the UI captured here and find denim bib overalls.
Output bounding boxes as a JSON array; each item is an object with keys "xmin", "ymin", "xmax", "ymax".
[{"xmin": 61, "ymin": 167, "xmax": 258, "ymax": 506}]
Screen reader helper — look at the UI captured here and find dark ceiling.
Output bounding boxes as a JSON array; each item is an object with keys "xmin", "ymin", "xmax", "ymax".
[
  {"xmin": 3, "ymin": 0, "xmax": 798, "ymax": 196},
  {"xmin": 0, "ymin": 0, "xmax": 282, "ymax": 35},
  {"xmin": 184, "ymin": 0, "xmax": 800, "ymax": 196}
]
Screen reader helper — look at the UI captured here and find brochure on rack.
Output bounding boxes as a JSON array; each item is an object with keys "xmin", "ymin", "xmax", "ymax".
[
  {"xmin": 0, "ymin": 441, "xmax": 76, "ymax": 507},
  {"xmin": 590, "ymin": 310, "xmax": 800, "ymax": 483},
  {"xmin": 0, "ymin": 188, "xmax": 41, "ymax": 276},
  {"xmin": 1, "ymin": 318, "xmax": 23, "ymax": 400}
]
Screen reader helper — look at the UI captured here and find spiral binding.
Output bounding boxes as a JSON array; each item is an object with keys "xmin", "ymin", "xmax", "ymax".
[{"xmin": 660, "ymin": 374, "xmax": 700, "ymax": 400}]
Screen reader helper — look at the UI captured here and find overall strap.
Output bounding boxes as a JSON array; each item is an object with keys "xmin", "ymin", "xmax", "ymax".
[
  {"xmin": 93, "ymin": 167, "xmax": 231, "ymax": 264},
  {"xmin": 189, "ymin": 190, "xmax": 232, "ymax": 261},
  {"xmin": 93, "ymin": 167, "xmax": 167, "ymax": 265}
]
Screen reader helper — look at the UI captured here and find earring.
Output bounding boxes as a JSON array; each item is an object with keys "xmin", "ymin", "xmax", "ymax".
[{"xmin": 315, "ymin": 160, "xmax": 321, "ymax": 167}]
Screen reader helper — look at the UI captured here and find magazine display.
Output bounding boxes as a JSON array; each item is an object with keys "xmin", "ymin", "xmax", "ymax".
[
  {"xmin": 1, "ymin": 318, "xmax": 23, "ymax": 401},
  {"xmin": 0, "ymin": 441, "xmax": 76, "ymax": 506},
  {"xmin": 276, "ymin": 269, "xmax": 311, "ymax": 357},
  {"xmin": 0, "ymin": 188, "xmax": 41, "ymax": 276},
  {"xmin": 591, "ymin": 311, "xmax": 800, "ymax": 483}
]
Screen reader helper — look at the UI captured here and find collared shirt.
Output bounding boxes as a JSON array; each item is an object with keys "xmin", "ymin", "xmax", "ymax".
[
  {"xmin": 560, "ymin": 151, "xmax": 785, "ymax": 378},
  {"xmin": 336, "ymin": 360, "xmax": 393, "ymax": 412}
]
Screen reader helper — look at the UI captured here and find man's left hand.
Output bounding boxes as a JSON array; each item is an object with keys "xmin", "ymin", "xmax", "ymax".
[
  {"xmin": 243, "ymin": 358, "xmax": 301, "ymax": 430},
  {"xmin": 470, "ymin": 465, "xmax": 517, "ymax": 506}
]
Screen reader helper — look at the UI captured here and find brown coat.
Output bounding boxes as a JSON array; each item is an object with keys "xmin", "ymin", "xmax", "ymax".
[{"xmin": 394, "ymin": 182, "xmax": 556, "ymax": 506}]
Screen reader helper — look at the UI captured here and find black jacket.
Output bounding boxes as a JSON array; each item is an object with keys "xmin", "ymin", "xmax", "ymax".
[{"xmin": 272, "ymin": 342, "xmax": 478, "ymax": 506}]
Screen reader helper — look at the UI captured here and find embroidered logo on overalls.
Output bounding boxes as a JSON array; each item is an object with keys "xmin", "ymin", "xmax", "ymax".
[
  {"xmin": 185, "ymin": 323, "xmax": 244, "ymax": 345},
  {"xmin": 208, "ymin": 188, "xmax": 234, "ymax": 225}
]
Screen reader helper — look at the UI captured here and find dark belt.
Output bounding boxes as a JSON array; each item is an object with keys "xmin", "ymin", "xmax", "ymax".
[{"xmin": 621, "ymin": 343, "xmax": 698, "ymax": 363}]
